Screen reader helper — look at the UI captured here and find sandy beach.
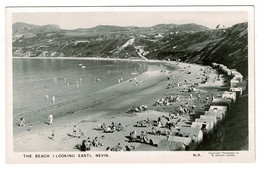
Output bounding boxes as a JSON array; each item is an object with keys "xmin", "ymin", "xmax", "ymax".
[{"xmin": 13, "ymin": 59, "xmax": 229, "ymax": 152}]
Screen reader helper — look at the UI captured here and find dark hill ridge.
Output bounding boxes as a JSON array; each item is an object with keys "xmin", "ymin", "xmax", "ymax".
[{"xmin": 12, "ymin": 22, "xmax": 248, "ymax": 77}]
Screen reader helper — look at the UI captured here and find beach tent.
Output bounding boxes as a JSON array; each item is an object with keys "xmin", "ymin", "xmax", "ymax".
[
  {"xmin": 222, "ymin": 91, "xmax": 237, "ymax": 103},
  {"xmin": 209, "ymin": 105, "xmax": 228, "ymax": 114},
  {"xmin": 200, "ymin": 115, "xmax": 217, "ymax": 126},
  {"xmin": 179, "ymin": 127, "xmax": 203, "ymax": 144},
  {"xmin": 158, "ymin": 140, "xmax": 186, "ymax": 151}
]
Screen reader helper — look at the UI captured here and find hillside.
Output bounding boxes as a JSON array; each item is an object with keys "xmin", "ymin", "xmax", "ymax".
[{"xmin": 12, "ymin": 22, "xmax": 248, "ymax": 77}]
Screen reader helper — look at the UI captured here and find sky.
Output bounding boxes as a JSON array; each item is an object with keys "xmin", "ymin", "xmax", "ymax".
[{"xmin": 12, "ymin": 11, "xmax": 248, "ymax": 29}]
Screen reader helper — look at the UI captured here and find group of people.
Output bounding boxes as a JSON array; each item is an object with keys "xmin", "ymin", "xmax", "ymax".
[
  {"xmin": 128, "ymin": 130, "xmax": 155, "ymax": 146},
  {"xmin": 100, "ymin": 122, "xmax": 125, "ymax": 133},
  {"xmin": 126, "ymin": 105, "xmax": 148, "ymax": 113},
  {"xmin": 79, "ymin": 136, "xmax": 103, "ymax": 151},
  {"xmin": 154, "ymin": 95, "xmax": 180, "ymax": 106}
]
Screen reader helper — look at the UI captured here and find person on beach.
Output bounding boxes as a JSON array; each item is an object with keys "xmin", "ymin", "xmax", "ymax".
[
  {"xmin": 178, "ymin": 105, "xmax": 185, "ymax": 115},
  {"xmin": 189, "ymin": 93, "xmax": 193, "ymax": 99},
  {"xmin": 19, "ymin": 115, "xmax": 25, "ymax": 128},
  {"xmin": 206, "ymin": 96, "xmax": 209, "ymax": 103},
  {"xmin": 45, "ymin": 94, "xmax": 49, "ymax": 102},
  {"xmin": 115, "ymin": 143, "xmax": 123, "ymax": 151},
  {"xmin": 48, "ymin": 113, "xmax": 53, "ymax": 125},
  {"xmin": 53, "ymin": 77, "xmax": 57, "ymax": 83},
  {"xmin": 111, "ymin": 122, "xmax": 116, "ymax": 131},
  {"xmin": 28, "ymin": 124, "xmax": 31, "ymax": 131},
  {"xmin": 51, "ymin": 129, "xmax": 55, "ymax": 140},
  {"xmin": 198, "ymin": 93, "xmax": 201, "ymax": 101},
  {"xmin": 80, "ymin": 140, "xmax": 87, "ymax": 151},
  {"xmin": 176, "ymin": 94, "xmax": 180, "ymax": 101},
  {"xmin": 73, "ymin": 125, "xmax": 77, "ymax": 136},
  {"xmin": 129, "ymin": 131, "xmax": 137, "ymax": 142},
  {"xmin": 101, "ymin": 123, "xmax": 106, "ymax": 130},
  {"xmin": 52, "ymin": 96, "xmax": 55, "ymax": 104},
  {"xmin": 191, "ymin": 105, "xmax": 196, "ymax": 114},
  {"xmin": 76, "ymin": 81, "xmax": 79, "ymax": 87},
  {"xmin": 93, "ymin": 137, "xmax": 103, "ymax": 147}
]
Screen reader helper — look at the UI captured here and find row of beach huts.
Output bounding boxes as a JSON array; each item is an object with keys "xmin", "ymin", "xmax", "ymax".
[{"xmin": 158, "ymin": 62, "xmax": 247, "ymax": 151}]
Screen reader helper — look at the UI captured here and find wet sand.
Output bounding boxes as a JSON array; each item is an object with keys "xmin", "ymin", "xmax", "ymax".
[{"xmin": 13, "ymin": 60, "xmax": 227, "ymax": 152}]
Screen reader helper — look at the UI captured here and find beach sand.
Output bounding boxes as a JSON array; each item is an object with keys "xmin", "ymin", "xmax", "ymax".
[{"xmin": 13, "ymin": 60, "xmax": 228, "ymax": 152}]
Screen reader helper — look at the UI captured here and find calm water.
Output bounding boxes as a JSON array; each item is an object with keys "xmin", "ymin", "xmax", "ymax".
[{"xmin": 13, "ymin": 58, "xmax": 147, "ymax": 119}]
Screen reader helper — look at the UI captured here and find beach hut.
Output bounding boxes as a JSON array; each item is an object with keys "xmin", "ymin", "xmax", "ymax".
[
  {"xmin": 209, "ymin": 105, "xmax": 228, "ymax": 114},
  {"xmin": 230, "ymin": 87, "xmax": 243, "ymax": 96},
  {"xmin": 158, "ymin": 140, "xmax": 186, "ymax": 151},
  {"xmin": 212, "ymin": 96, "xmax": 232, "ymax": 111},
  {"xmin": 200, "ymin": 115, "xmax": 218, "ymax": 126},
  {"xmin": 230, "ymin": 69, "xmax": 237, "ymax": 76},
  {"xmin": 237, "ymin": 81, "xmax": 247, "ymax": 91},
  {"xmin": 230, "ymin": 78, "xmax": 239, "ymax": 88},
  {"xmin": 207, "ymin": 109, "xmax": 226, "ymax": 119},
  {"xmin": 205, "ymin": 111, "xmax": 224, "ymax": 122},
  {"xmin": 234, "ymin": 73, "xmax": 243, "ymax": 82},
  {"xmin": 167, "ymin": 136, "xmax": 196, "ymax": 150},
  {"xmin": 222, "ymin": 91, "xmax": 237, "ymax": 103},
  {"xmin": 179, "ymin": 127, "xmax": 203, "ymax": 144},
  {"xmin": 195, "ymin": 118, "xmax": 215, "ymax": 131},
  {"xmin": 167, "ymin": 136, "xmax": 192, "ymax": 146},
  {"xmin": 191, "ymin": 121, "xmax": 214, "ymax": 136},
  {"xmin": 211, "ymin": 63, "xmax": 218, "ymax": 68}
]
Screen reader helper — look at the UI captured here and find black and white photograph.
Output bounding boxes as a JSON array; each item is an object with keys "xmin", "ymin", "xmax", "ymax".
[{"xmin": 4, "ymin": 6, "xmax": 255, "ymax": 163}]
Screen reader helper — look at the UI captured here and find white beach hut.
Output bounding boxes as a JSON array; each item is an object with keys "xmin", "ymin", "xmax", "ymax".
[
  {"xmin": 179, "ymin": 127, "xmax": 203, "ymax": 144},
  {"xmin": 222, "ymin": 91, "xmax": 237, "ymax": 103},
  {"xmin": 230, "ymin": 78, "xmax": 239, "ymax": 88},
  {"xmin": 209, "ymin": 105, "xmax": 228, "ymax": 114},
  {"xmin": 191, "ymin": 121, "xmax": 214, "ymax": 135},
  {"xmin": 200, "ymin": 115, "xmax": 218, "ymax": 126},
  {"xmin": 195, "ymin": 118, "xmax": 215, "ymax": 131},
  {"xmin": 205, "ymin": 111, "xmax": 224, "ymax": 122}
]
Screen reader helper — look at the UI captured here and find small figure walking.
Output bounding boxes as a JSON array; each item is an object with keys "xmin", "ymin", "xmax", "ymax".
[
  {"xmin": 28, "ymin": 124, "xmax": 32, "ymax": 131},
  {"xmin": 206, "ymin": 96, "xmax": 209, "ymax": 104},
  {"xmin": 19, "ymin": 115, "xmax": 25, "ymax": 128},
  {"xmin": 52, "ymin": 96, "xmax": 55, "ymax": 104},
  {"xmin": 197, "ymin": 93, "xmax": 200, "ymax": 101},
  {"xmin": 73, "ymin": 125, "xmax": 77, "ymax": 136},
  {"xmin": 191, "ymin": 105, "xmax": 196, "ymax": 114},
  {"xmin": 45, "ymin": 94, "xmax": 49, "ymax": 102},
  {"xmin": 48, "ymin": 113, "xmax": 53, "ymax": 125},
  {"xmin": 189, "ymin": 93, "xmax": 193, "ymax": 99},
  {"xmin": 51, "ymin": 129, "xmax": 55, "ymax": 140},
  {"xmin": 176, "ymin": 94, "xmax": 180, "ymax": 101}
]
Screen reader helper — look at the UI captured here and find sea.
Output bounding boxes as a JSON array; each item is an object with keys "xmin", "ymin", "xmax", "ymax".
[{"xmin": 13, "ymin": 58, "xmax": 148, "ymax": 123}]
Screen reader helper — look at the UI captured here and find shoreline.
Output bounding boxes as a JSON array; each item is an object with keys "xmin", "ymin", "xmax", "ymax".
[{"xmin": 13, "ymin": 56, "xmax": 177, "ymax": 64}]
